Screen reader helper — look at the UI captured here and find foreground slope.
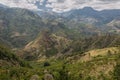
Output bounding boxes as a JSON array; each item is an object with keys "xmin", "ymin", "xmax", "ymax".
[
  {"xmin": 0, "ymin": 44, "xmax": 29, "ymax": 67},
  {"xmin": 1, "ymin": 46, "xmax": 120, "ymax": 80}
]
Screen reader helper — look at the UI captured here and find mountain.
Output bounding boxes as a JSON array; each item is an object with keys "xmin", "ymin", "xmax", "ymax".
[
  {"xmin": 0, "ymin": 44, "xmax": 29, "ymax": 67},
  {"xmin": 0, "ymin": 5, "xmax": 120, "ymax": 48},
  {"xmin": 0, "ymin": 0, "xmax": 120, "ymax": 27},
  {"xmin": 0, "ymin": 7, "xmax": 45, "ymax": 47},
  {"xmin": 1, "ymin": 43, "xmax": 120, "ymax": 80},
  {"xmin": 0, "ymin": 2, "xmax": 120, "ymax": 80},
  {"xmin": 21, "ymin": 30, "xmax": 72, "ymax": 60},
  {"xmin": 35, "ymin": 7, "xmax": 120, "ymax": 31},
  {"xmin": 0, "ymin": 3, "xmax": 8, "ymax": 8},
  {"xmin": 19, "ymin": 33, "xmax": 120, "ymax": 61},
  {"xmin": 60, "ymin": 7, "xmax": 120, "ymax": 24},
  {"xmin": 0, "ymin": 6, "xmax": 70, "ymax": 48},
  {"xmin": 36, "ymin": 7, "xmax": 120, "ymax": 37}
]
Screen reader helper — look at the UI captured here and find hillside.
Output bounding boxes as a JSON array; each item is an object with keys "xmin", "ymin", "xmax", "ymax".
[
  {"xmin": 0, "ymin": 6, "xmax": 120, "ymax": 48},
  {"xmin": 0, "ymin": 44, "xmax": 29, "ymax": 67},
  {"xmin": 0, "ymin": 46, "xmax": 120, "ymax": 80},
  {"xmin": 20, "ymin": 30, "xmax": 72, "ymax": 60},
  {"xmin": 0, "ymin": 7, "xmax": 44, "ymax": 47},
  {"xmin": 0, "ymin": 6, "xmax": 82, "ymax": 48},
  {"xmin": 17, "ymin": 33, "xmax": 120, "ymax": 61},
  {"xmin": 0, "ymin": 2, "xmax": 120, "ymax": 80},
  {"xmin": 0, "ymin": 6, "xmax": 72, "ymax": 48},
  {"xmin": 63, "ymin": 47, "xmax": 120, "ymax": 80}
]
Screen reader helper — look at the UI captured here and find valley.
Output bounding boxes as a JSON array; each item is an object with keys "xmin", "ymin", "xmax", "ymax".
[{"xmin": 0, "ymin": 2, "xmax": 120, "ymax": 80}]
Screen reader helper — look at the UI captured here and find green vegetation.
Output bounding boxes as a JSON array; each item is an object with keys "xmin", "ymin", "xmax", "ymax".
[
  {"xmin": 0, "ymin": 8, "xmax": 72, "ymax": 48},
  {"xmin": 113, "ymin": 56, "xmax": 120, "ymax": 80},
  {"xmin": 0, "ymin": 43, "xmax": 120, "ymax": 80},
  {"xmin": 71, "ymin": 34, "xmax": 120, "ymax": 53},
  {"xmin": 22, "ymin": 32, "xmax": 120, "ymax": 61},
  {"xmin": 0, "ymin": 6, "xmax": 120, "ymax": 80},
  {"xmin": 0, "ymin": 44, "xmax": 30, "ymax": 67}
]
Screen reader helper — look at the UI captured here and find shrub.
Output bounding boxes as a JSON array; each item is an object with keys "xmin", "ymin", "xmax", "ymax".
[
  {"xmin": 113, "ymin": 63, "xmax": 120, "ymax": 80},
  {"xmin": 43, "ymin": 62, "xmax": 50, "ymax": 67}
]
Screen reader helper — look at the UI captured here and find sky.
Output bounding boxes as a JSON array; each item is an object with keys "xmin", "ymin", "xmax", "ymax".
[
  {"xmin": 48, "ymin": 0, "xmax": 120, "ymax": 12},
  {"xmin": 0, "ymin": 0, "xmax": 120, "ymax": 12}
]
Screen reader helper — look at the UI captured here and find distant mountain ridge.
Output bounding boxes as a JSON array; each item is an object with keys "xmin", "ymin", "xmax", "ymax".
[
  {"xmin": 0, "ymin": 5, "xmax": 120, "ymax": 48},
  {"xmin": 35, "ymin": 7, "xmax": 120, "ymax": 24},
  {"xmin": 0, "ymin": 2, "xmax": 120, "ymax": 22},
  {"xmin": 0, "ymin": 3, "xmax": 8, "ymax": 8}
]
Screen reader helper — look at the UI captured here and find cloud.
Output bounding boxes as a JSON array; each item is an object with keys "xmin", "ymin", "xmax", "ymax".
[
  {"xmin": 0, "ymin": 0, "xmax": 38, "ymax": 9},
  {"xmin": 0, "ymin": 0, "xmax": 120, "ymax": 12},
  {"xmin": 47, "ymin": 0, "xmax": 120, "ymax": 12}
]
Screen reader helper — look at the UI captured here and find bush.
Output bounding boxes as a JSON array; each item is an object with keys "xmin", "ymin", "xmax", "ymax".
[
  {"xmin": 113, "ymin": 63, "xmax": 120, "ymax": 80},
  {"xmin": 43, "ymin": 62, "xmax": 50, "ymax": 67}
]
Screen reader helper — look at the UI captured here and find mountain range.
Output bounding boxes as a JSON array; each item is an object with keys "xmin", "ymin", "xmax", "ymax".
[
  {"xmin": 0, "ymin": 3, "xmax": 120, "ymax": 48},
  {"xmin": 0, "ymin": 1, "xmax": 120, "ymax": 80}
]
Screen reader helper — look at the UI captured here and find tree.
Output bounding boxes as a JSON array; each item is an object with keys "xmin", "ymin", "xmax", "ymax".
[
  {"xmin": 44, "ymin": 62, "xmax": 50, "ymax": 67},
  {"xmin": 58, "ymin": 65, "xmax": 69, "ymax": 80},
  {"xmin": 113, "ymin": 62, "xmax": 120, "ymax": 80}
]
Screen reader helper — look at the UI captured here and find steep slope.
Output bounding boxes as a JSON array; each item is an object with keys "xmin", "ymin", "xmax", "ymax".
[
  {"xmin": 0, "ymin": 6, "xmax": 120, "ymax": 48},
  {"xmin": 0, "ymin": 7, "xmax": 45, "ymax": 48},
  {"xmin": 65, "ymin": 47, "xmax": 120, "ymax": 80},
  {"xmin": 30, "ymin": 47, "xmax": 120, "ymax": 80},
  {"xmin": 107, "ymin": 19, "xmax": 120, "ymax": 33},
  {"xmin": 0, "ymin": 6, "xmax": 72, "ymax": 48},
  {"xmin": 20, "ymin": 34, "xmax": 120, "ymax": 61},
  {"xmin": 71, "ymin": 34, "xmax": 120, "ymax": 54},
  {"xmin": 21, "ymin": 30, "xmax": 72, "ymax": 60},
  {"xmin": 34, "ymin": 7, "xmax": 120, "ymax": 37},
  {"xmin": 0, "ymin": 44, "xmax": 29, "ymax": 67},
  {"xmin": 61, "ymin": 7, "xmax": 120, "ymax": 23},
  {"xmin": 75, "ymin": 47, "xmax": 120, "ymax": 62},
  {"xmin": 1, "ymin": 46, "xmax": 120, "ymax": 80},
  {"xmin": 60, "ymin": 8, "xmax": 120, "ymax": 34}
]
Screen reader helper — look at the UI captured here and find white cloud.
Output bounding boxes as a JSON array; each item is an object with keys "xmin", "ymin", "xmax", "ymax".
[
  {"xmin": 0, "ymin": 0, "xmax": 120, "ymax": 12},
  {"xmin": 0, "ymin": 0, "xmax": 38, "ymax": 9},
  {"xmin": 47, "ymin": 0, "xmax": 120, "ymax": 12}
]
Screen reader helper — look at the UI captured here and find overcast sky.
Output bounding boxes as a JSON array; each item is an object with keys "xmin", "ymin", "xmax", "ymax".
[
  {"xmin": 48, "ymin": 0, "xmax": 120, "ymax": 12},
  {"xmin": 0, "ymin": 0, "xmax": 120, "ymax": 12}
]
